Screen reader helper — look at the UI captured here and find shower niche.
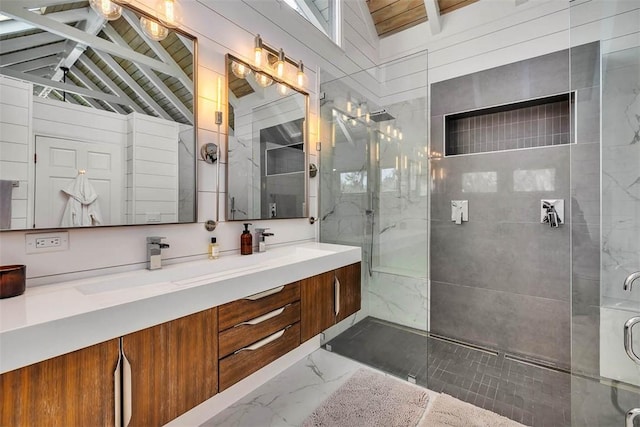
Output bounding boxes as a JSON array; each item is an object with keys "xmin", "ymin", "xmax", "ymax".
[{"xmin": 444, "ymin": 92, "xmax": 574, "ymax": 156}]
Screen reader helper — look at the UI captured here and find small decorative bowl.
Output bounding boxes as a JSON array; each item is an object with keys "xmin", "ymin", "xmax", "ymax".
[{"xmin": 0, "ymin": 265, "xmax": 26, "ymax": 299}]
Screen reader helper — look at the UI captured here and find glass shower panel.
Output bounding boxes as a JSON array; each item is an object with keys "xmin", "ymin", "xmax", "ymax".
[{"xmin": 569, "ymin": 1, "xmax": 640, "ymax": 425}]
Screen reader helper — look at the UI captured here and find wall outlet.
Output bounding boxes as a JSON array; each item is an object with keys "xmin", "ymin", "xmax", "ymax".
[{"xmin": 26, "ymin": 232, "xmax": 69, "ymax": 254}]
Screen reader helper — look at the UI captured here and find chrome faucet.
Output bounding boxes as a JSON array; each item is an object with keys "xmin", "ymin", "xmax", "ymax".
[
  {"xmin": 147, "ymin": 237, "xmax": 170, "ymax": 270},
  {"xmin": 255, "ymin": 228, "xmax": 274, "ymax": 252},
  {"xmin": 623, "ymin": 271, "xmax": 640, "ymax": 291}
]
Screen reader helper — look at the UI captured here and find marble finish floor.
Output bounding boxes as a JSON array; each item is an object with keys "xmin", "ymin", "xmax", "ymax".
[
  {"xmin": 326, "ymin": 317, "xmax": 572, "ymax": 427},
  {"xmin": 204, "ymin": 349, "xmax": 439, "ymax": 427}
]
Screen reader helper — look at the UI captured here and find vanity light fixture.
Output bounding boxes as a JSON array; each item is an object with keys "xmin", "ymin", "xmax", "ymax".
[
  {"xmin": 296, "ymin": 60, "xmax": 306, "ymax": 88},
  {"xmin": 89, "ymin": 0, "xmax": 122, "ymax": 20},
  {"xmin": 277, "ymin": 83, "xmax": 289, "ymax": 96},
  {"xmin": 254, "ymin": 71, "xmax": 273, "ymax": 88},
  {"xmin": 275, "ymin": 49, "xmax": 286, "ymax": 78},
  {"xmin": 398, "ymin": 127, "xmax": 403, "ymax": 140},
  {"xmin": 140, "ymin": 16, "xmax": 169, "ymax": 41},
  {"xmin": 249, "ymin": 35, "xmax": 307, "ymax": 89},
  {"xmin": 254, "ymin": 34, "xmax": 264, "ymax": 67},
  {"xmin": 231, "ymin": 60, "xmax": 252, "ymax": 79}
]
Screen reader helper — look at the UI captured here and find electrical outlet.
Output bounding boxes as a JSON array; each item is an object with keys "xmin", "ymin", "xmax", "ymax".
[{"xmin": 26, "ymin": 232, "xmax": 69, "ymax": 254}]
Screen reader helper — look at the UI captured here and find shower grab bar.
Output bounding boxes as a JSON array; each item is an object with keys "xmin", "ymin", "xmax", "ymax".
[
  {"xmin": 626, "ymin": 408, "xmax": 640, "ymax": 427},
  {"xmin": 623, "ymin": 316, "xmax": 640, "ymax": 365}
]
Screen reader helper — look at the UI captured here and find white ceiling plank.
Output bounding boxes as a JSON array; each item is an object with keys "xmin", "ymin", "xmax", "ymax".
[
  {"xmin": 0, "ymin": 2, "xmax": 177, "ymax": 76},
  {"xmin": 92, "ymin": 49, "xmax": 173, "ymax": 121},
  {"xmin": 102, "ymin": 24, "xmax": 193, "ymax": 123},
  {"xmin": 70, "ymin": 66, "xmax": 127, "ymax": 114},
  {"xmin": 77, "ymin": 56, "xmax": 145, "ymax": 114},
  {"xmin": 0, "ymin": 32, "xmax": 63, "ymax": 54},
  {"xmin": 10, "ymin": 56, "xmax": 58, "ymax": 73},
  {"xmin": 424, "ymin": 0, "xmax": 442, "ymax": 35},
  {"xmin": 121, "ymin": 9, "xmax": 193, "ymax": 93},
  {"xmin": 0, "ymin": 7, "xmax": 91, "ymax": 36},
  {"xmin": 0, "ymin": 41, "xmax": 66, "ymax": 67},
  {"xmin": 0, "ymin": 67, "xmax": 130, "ymax": 105}
]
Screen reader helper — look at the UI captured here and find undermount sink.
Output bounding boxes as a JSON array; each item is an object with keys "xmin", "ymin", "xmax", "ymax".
[{"xmin": 75, "ymin": 244, "xmax": 339, "ymax": 295}]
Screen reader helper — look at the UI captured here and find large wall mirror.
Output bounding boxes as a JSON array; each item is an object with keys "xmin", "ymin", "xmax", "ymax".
[
  {"xmin": 226, "ymin": 54, "xmax": 308, "ymax": 221},
  {"xmin": 0, "ymin": 0, "xmax": 197, "ymax": 230}
]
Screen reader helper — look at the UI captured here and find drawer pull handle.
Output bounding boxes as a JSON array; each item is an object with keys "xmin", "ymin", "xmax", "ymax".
[
  {"xmin": 237, "ymin": 307, "xmax": 286, "ymax": 326},
  {"xmin": 245, "ymin": 286, "xmax": 285, "ymax": 300},
  {"xmin": 335, "ymin": 276, "xmax": 340, "ymax": 316},
  {"xmin": 114, "ymin": 347, "xmax": 122, "ymax": 427},
  {"xmin": 237, "ymin": 328, "xmax": 286, "ymax": 352},
  {"xmin": 122, "ymin": 350, "xmax": 132, "ymax": 427}
]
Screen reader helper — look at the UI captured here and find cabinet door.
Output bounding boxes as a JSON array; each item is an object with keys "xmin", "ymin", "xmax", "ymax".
[
  {"xmin": 336, "ymin": 262, "xmax": 362, "ymax": 323},
  {"xmin": 122, "ymin": 308, "xmax": 217, "ymax": 427},
  {"xmin": 300, "ymin": 271, "xmax": 336, "ymax": 342},
  {"xmin": 0, "ymin": 339, "xmax": 119, "ymax": 427}
]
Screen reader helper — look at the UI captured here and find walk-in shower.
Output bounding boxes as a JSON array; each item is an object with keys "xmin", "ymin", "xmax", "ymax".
[{"xmin": 318, "ymin": 1, "xmax": 640, "ymax": 425}]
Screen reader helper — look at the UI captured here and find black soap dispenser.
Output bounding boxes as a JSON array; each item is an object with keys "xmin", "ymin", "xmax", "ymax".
[{"xmin": 241, "ymin": 223, "xmax": 253, "ymax": 255}]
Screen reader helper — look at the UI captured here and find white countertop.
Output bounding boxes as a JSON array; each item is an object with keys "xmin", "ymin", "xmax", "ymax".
[{"xmin": 0, "ymin": 242, "xmax": 361, "ymax": 374}]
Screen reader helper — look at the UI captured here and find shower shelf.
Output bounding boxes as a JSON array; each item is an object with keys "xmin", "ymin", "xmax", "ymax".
[{"xmin": 444, "ymin": 92, "xmax": 574, "ymax": 156}]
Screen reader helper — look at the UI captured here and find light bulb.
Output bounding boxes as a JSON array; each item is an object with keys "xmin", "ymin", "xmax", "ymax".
[
  {"xmin": 89, "ymin": 0, "xmax": 122, "ymax": 20},
  {"xmin": 346, "ymin": 100, "xmax": 352, "ymax": 113},
  {"xmin": 386, "ymin": 124, "xmax": 391, "ymax": 134},
  {"xmin": 296, "ymin": 60, "xmax": 306, "ymax": 87},
  {"xmin": 277, "ymin": 83, "xmax": 288, "ymax": 96},
  {"xmin": 140, "ymin": 16, "xmax": 168, "ymax": 41},
  {"xmin": 276, "ymin": 49, "xmax": 285, "ymax": 78},
  {"xmin": 156, "ymin": 0, "xmax": 182, "ymax": 28},
  {"xmin": 254, "ymin": 35, "xmax": 263, "ymax": 67},
  {"xmin": 356, "ymin": 104, "xmax": 362, "ymax": 118},
  {"xmin": 398, "ymin": 129, "xmax": 403, "ymax": 140},
  {"xmin": 231, "ymin": 61, "xmax": 251, "ymax": 79},
  {"xmin": 254, "ymin": 71, "xmax": 273, "ymax": 88},
  {"xmin": 393, "ymin": 127, "xmax": 398, "ymax": 138},
  {"xmin": 365, "ymin": 112, "xmax": 370, "ymax": 123}
]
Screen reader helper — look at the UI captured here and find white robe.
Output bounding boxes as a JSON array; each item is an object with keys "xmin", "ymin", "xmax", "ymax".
[{"xmin": 60, "ymin": 174, "xmax": 103, "ymax": 227}]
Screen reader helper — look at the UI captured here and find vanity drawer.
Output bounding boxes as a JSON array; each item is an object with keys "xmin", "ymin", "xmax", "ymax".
[
  {"xmin": 219, "ymin": 322, "xmax": 300, "ymax": 391},
  {"xmin": 219, "ymin": 301, "xmax": 300, "ymax": 358},
  {"xmin": 218, "ymin": 282, "xmax": 300, "ymax": 331}
]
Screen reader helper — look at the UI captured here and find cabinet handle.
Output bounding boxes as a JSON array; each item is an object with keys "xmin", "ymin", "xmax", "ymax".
[
  {"xmin": 245, "ymin": 286, "xmax": 285, "ymax": 301},
  {"xmin": 122, "ymin": 349, "xmax": 132, "ymax": 427},
  {"xmin": 624, "ymin": 316, "xmax": 640, "ymax": 365},
  {"xmin": 114, "ymin": 348, "xmax": 122, "ymax": 427},
  {"xmin": 236, "ymin": 328, "xmax": 286, "ymax": 353},
  {"xmin": 236, "ymin": 307, "xmax": 286, "ymax": 326},
  {"xmin": 335, "ymin": 276, "xmax": 340, "ymax": 316}
]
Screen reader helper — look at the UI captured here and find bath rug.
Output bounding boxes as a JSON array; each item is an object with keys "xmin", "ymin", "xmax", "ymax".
[
  {"xmin": 302, "ymin": 368, "xmax": 429, "ymax": 427},
  {"xmin": 418, "ymin": 393, "xmax": 526, "ymax": 427}
]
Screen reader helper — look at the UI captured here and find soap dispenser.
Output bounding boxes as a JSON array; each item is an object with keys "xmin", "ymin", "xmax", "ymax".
[{"xmin": 241, "ymin": 223, "xmax": 253, "ymax": 255}]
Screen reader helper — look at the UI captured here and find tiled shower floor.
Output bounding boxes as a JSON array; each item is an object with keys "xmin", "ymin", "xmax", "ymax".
[{"xmin": 326, "ymin": 317, "xmax": 572, "ymax": 427}]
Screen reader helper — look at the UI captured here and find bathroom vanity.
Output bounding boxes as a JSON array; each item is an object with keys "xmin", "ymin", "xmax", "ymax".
[{"xmin": 0, "ymin": 243, "xmax": 361, "ymax": 426}]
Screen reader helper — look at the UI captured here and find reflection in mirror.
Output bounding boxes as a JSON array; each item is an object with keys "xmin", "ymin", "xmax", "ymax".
[
  {"xmin": 0, "ymin": 1, "xmax": 196, "ymax": 230},
  {"xmin": 226, "ymin": 55, "xmax": 308, "ymax": 221}
]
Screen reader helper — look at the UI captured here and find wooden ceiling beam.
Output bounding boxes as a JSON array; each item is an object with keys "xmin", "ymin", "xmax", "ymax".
[
  {"xmin": 0, "ymin": 41, "xmax": 65, "ymax": 67},
  {"xmin": 424, "ymin": 0, "xmax": 442, "ymax": 34},
  {"xmin": 69, "ymin": 65, "xmax": 128, "ymax": 114}
]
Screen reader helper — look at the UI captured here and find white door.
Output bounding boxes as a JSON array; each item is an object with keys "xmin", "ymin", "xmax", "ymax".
[{"xmin": 34, "ymin": 135, "xmax": 123, "ymax": 228}]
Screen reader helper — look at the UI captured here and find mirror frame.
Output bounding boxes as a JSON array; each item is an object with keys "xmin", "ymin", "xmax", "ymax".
[
  {"xmin": 0, "ymin": 1, "xmax": 199, "ymax": 231},
  {"xmin": 225, "ymin": 54, "xmax": 309, "ymax": 221}
]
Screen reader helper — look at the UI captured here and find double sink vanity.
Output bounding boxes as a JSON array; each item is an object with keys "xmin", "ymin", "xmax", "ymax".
[{"xmin": 0, "ymin": 242, "xmax": 361, "ymax": 426}]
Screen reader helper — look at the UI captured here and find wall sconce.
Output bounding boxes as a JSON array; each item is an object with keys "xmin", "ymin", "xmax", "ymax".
[
  {"xmin": 140, "ymin": 16, "xmax": 168, "ymax": 41},
  {"xmin": 89, "ymin": 0, "xmax": 122, "ymax": 20},
  {"xmin": 251, "ymin": 34, "xmax": 307, "ymax": 89}
]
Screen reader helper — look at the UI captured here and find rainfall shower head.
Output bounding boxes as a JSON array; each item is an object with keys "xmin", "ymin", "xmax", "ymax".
[{"xmin": 368, "ymin": 109, "xmax": 395, "ymax": 122}]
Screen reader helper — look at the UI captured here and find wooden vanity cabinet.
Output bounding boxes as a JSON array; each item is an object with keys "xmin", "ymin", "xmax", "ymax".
[
  {"xmin": 0, "ymin": 338, "xmax": 119, "ymax": 427},
  {"xmin": 122, "ymin": 308, "xmax": 218, "ymax": 427},
  {"xmin": 300, "ymin": 262, "xmax": 362, "ymax": 342},
  {"xmin": 218, "ymin": 282, "xmax": 301, "ymax": 391}
]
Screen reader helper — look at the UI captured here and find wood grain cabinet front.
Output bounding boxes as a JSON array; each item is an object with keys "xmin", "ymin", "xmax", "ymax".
[
  {"xmin": 122, "ymin": 308, "xmax": 218, "ymax": 427},
  {"xmin": 0, "ymin": 339, "xmax": 120, "ymax": 427},
  {"xmin": 300, "ymin": 262, "xmax": 362, "ymax": 343}
]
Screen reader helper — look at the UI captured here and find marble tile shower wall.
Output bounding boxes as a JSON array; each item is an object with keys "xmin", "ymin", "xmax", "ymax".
[
  {"xmin": 445, "ymin": 100, "xmax": 571, "ymax": 155},
  {"xmin": 430, "ymin": 44, "xmax": 601, "ymax": 371}
]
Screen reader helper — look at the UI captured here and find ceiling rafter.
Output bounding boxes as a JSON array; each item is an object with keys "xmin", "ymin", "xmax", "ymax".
[
  {"xmin": 0, "ymin": 7, "xmax": 90, "ymax": 36},
  {"xmin": 0, "ymin": 32, "xmax": 63, "ymax": 54},
  {"xmin": 91, "ymin": 47, "xmax": 173, "ymax": 121},
  {"xmin": 10, "ymin": 55, "xmax": 58, "ymax": 73},
  {"xmin": 120, "ymin": 9, "xmax": 193, "ymax": 94},
  {"xmin": 69, "ymin": 65, "xmax": 127, "ymax": 114},
  {"xmin": 424, "ymin": 0, "xmax": 442, "ymax": 34},
  {"xmin": 0, "ymin": 41, "xmax": 66, "ymax": 67},
  {"xmin": 101, "ymin": 23, "xmax": 192, "ymax": 124},
  {"xmin": 0, "ymin": 2, "xmax": 177, "ymax": 76},
  {"xmin": 77, "ymin": 55, "xmax": 145, "ymax": 114}
]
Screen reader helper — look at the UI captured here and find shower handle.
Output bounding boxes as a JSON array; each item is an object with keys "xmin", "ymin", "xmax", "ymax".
[
  {"xmin": 626, "ymin": 408, "xmax": 640, "ymax": 427},
  {"xmin": 623, "ymin": 316, "xmax": 640, "ymax": 365}
]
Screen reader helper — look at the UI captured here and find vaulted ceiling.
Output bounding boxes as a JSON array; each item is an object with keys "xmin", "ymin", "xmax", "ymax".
[
  {"xmin": 0, "ymin": 1, "xmax": 194, "ymax": 124},
  {"xmin": 366, "ymin": 0, "xmax": 479, "ymax": 38}
]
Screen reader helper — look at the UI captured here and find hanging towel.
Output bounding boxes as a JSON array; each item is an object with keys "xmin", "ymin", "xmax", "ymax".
[
  {"xmin": 60, "ymin": 174, "xmax": 103, "ymax": 227},
  {"xmin": 0, "ymin": 180, "xmax": 13, "ymax": 229}
]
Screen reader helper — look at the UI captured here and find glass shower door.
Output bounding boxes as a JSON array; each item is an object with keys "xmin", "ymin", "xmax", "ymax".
[{"xmin": 570, "ymin": 1, "xmax": 640, "ymax": 425}]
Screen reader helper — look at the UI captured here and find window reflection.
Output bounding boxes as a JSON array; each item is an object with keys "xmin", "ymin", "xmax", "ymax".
[
  {"xmin": 513, "ymin": 168, "xmax": 556, "ymax": 192},
  {"xmin": 462, "ymin": 172, "xmax": 497, "ymax": 193},
  {"xmin": 340, "ymin": 171, "xmax": 367, "ymax": 193}
]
